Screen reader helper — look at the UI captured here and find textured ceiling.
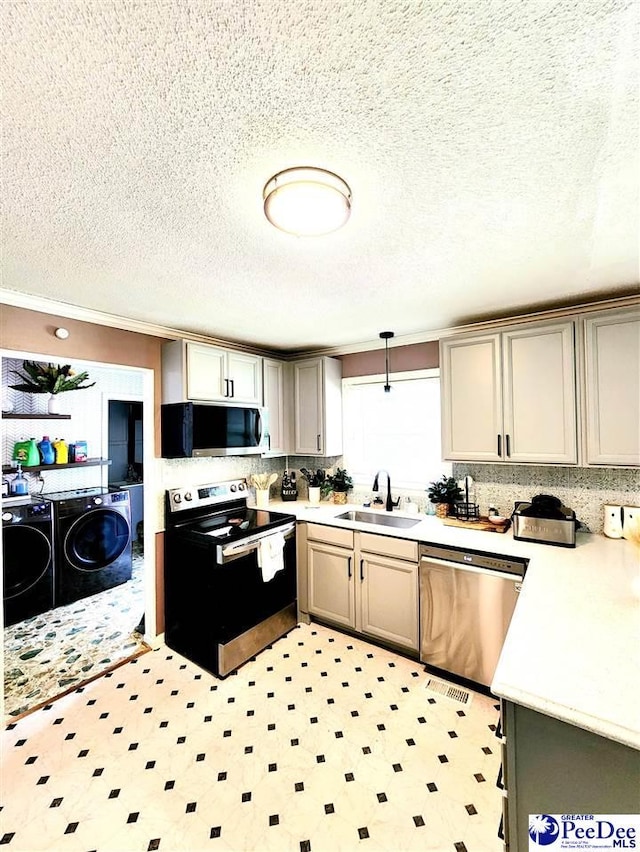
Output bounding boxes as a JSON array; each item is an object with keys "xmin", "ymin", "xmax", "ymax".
[{"xmin": 1, "ymin": 0, "xmax": 638, "ymax": 352}]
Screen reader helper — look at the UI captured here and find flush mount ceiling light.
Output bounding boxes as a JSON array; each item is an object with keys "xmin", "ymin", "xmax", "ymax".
[
  {"xmin": 263, "ymin": 167, "xmax": 351, "ymax": 236},
  {"xmin": 380, "ymin": 331, "xmax": 394, "ymax": 392}
]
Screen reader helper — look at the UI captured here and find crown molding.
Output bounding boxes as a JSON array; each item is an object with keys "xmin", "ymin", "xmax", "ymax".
[
  {"xmin": 0, "ymin": 288, "xmax": 277, "ymax": 358},
  {"xmin": 1, "ymin": 287, "xmax": 638, "ymax": 361}
]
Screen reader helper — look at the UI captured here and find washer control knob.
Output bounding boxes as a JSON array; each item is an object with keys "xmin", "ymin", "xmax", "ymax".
[
  {"xmin": 184, "ymin": 491, "xmax": 193, "ymax": 502},
  {"xmin": 238, "ymin": 482, "xmax": 246, "ymax": 491},
  {"xmin": 2, "ymin": 512, "xmax": 13, "ymax": 522},
  {"xmin": 230, "ymin": 484, "xmax": 237, "ymax": 492},
  {"xmin": 173, "ymin": 493, "xmax": 182, "ymax": 503},
  {"xmin": 94, "ymin": 497, "xmax": 103, "ymax": 505}
]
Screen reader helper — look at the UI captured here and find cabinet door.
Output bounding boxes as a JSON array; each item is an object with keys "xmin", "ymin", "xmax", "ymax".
[
  {"xmin": 440, "ymin": 334, "xmax": 503, "ymax": 461},
  {"xmin": 294, "ymin": 359, "xmax": 324, "ymax": 454},
  {"xmin": 307, "ymin": 542, "xmax": 355, "ymax": 628},
  {"xmin": 262, "ymin": 359, "xmax": 288, "ymax": 455},
  {"xmin": 359, "ymin": 553, "xmax": 418, "ymax": 651},
  {"xmin": 502, "ymin": 322, "xmax": 577, "ymax": 464},
  {"xmin": 186, "ymin": 343, "xmax": 226, "ymax": 401},
  {"xmin": 227, "ymin": 352, "xmax": 262, "ymax": 405},
  {"xmin": 584, "ymin": 310, "xmax": 640, "ymax": 465}
]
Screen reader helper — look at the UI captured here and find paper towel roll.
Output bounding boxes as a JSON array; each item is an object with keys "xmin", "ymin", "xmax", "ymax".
[{"xmin": 603, "ymin": 505, "xmax": 623, "ymax": 538}]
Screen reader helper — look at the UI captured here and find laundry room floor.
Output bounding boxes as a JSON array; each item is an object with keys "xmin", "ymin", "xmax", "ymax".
[
  {"xmin": 4, "ymin": 544, "xmax": 147, "ymax": 718},
  {"xmin": 1, "ymin": 622, "xmax": 503, "ymax": 852}
]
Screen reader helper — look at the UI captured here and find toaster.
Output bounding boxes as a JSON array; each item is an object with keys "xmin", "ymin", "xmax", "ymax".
[{"xmin": 513, "ymin": 494, "xmax": 577, "ymax": 548}]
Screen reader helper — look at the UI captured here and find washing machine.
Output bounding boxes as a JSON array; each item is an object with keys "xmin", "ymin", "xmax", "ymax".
[
  {"xmin": 2, "ymin": 498, "xmax": 55, "ymax": 626},
  {"xmin": 44, "ymin": 487, "xmax": 132, "ymax": 606}
]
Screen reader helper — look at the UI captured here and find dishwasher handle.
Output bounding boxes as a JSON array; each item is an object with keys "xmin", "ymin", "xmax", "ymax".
[{"xmin": 420, "ymin": 556, "xmax": 523, "ymax": 584}]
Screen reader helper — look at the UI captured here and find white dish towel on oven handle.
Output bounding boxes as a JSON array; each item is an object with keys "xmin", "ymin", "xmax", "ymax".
[{"xmin": 258, "ymin": 531, "xmax": 286, "ymax": 582}]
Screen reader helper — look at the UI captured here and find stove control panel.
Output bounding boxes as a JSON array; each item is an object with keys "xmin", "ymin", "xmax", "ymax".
[{"xmin": 167, "ymin": 479, "xmax": 248, "ymax": 513}]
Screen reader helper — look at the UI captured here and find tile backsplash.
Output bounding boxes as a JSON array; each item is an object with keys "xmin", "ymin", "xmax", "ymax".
[{"xmin": 450, "ymin": 463, "xmax": 640, "ymax": 534}]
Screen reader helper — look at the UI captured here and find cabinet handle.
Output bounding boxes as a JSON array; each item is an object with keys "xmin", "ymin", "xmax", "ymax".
[
  {"xmin": 505, "ymin": 434, "xmax": 511, "ymax": 457},
  {"xmin": 229, "ymin": 379, "xmax": 235, "ymax": 398},
  {"xmin": 498, "ymin": 814, "xmax": 504, "ymax": 841},
  {"xmin": 497, "ymin": 434, "xmax": 502, "ymax": 456},
  {"xmin": 360, "ymin": 558, "xmax": 364, "ymax": 582},
  {"xmin": 347, "ymin": 557, "xmax": 352, "ymax": 579},
  {"xmin": 224, "ymin": 378, "xmax": 230, "ymax": 398},
  {"xmin": 496, "ymin": 763, "xmax": 504, "ymax": 790},
  {"xmin": 317, "ymin": 434, "xmax": 321, "ymax": 452}
]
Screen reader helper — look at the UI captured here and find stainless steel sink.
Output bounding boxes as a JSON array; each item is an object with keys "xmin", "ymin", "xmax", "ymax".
[{"xmin": 335, "ymin": 510, "xmax": 421, "ymax": 529}]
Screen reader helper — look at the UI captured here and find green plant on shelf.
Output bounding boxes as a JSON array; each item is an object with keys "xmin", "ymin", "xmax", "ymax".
[{"xmin": 10, "ymin": 361, "xmax": 95, "ymax": 395}]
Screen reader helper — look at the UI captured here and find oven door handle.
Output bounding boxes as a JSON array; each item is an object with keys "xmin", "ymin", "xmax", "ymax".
[{"xmin": 217, "ymin": 523, "xmax": 296, "ymax": 563}]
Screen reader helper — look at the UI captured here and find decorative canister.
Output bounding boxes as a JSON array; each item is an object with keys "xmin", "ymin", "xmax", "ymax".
[
  {"xmin": 255, "ymin": 489, "xmax": 270, "ymax": 509},
  {"xmin": 308, "ymin": 486, "xmax": 321, "ymax": 505},
  {"xmin": 622, "ymin": 506, "xmax": 639, "ymax": 541},
  {"xmin": 332, "ymin": 491, "xmax": 348, "ymax": 505},
  {"xmin": 435, "ymin": 502, "xmax": 449, "ymax": 518},
  {"xmin": 603, "ymin": 505, "xmax": 623, "ymax": 538}
]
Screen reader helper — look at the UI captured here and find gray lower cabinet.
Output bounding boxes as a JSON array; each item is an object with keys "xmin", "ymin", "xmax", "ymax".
[
  {"xmin": 501, "ymin": 700, "xmax": 640, "ymax": 851},
  {"xmin": 304, "ymin": 523, "xmax": 419, "ymax": 652}
]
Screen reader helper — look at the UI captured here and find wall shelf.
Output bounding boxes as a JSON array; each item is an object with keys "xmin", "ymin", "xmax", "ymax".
[
  {"xmin": 2, "ymin": 412, "xmax": 72, "ymax": 420},
  {"xmin": 2, "ymin": 458, "xmax": 111, "ymax": 474}
]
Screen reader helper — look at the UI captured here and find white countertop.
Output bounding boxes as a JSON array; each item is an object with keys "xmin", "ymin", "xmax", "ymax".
[{"xmin": 266, "ymin": 498, "xmax": 640, "ymax": 750}]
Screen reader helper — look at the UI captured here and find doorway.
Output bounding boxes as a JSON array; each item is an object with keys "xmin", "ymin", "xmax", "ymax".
[
  {"xmin": 108, "ymin": 399, "xmax": 144, "ymax": 547},
  {"xmin": 2, "ymin": 358, "xmax": 156, "ymax": 719}
]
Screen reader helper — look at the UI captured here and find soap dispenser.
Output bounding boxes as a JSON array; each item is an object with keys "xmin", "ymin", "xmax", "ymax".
[{"xmin": 10, "ymin": 462, "xmax": 29, "ymax": 497}]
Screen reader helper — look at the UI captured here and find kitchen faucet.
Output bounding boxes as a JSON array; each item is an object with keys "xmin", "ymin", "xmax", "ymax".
[{"xmin": 372, "ymin": 470, "xmax": 400, "ymax": 512}]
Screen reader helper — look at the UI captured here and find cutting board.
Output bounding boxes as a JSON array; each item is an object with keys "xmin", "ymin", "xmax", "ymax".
[{"xmin": 442, "ymin": 516, "xmax": 511, "ymax": 533}]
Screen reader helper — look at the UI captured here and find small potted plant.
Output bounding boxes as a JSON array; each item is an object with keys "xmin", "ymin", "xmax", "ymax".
[
  {"xmin": 300, "ymin": 468, "xmax": 327, "ymax": 505},
  {"xmin": 10, "ymin": 361, "xmax": 95, "ymax": 414},
  {"xmin": 427, "ymin": 475, "xmax": 463, "ymax": 518},
  {"xmin": 326, "ymin": 468, "xmax": 354, "ymax": 505}
]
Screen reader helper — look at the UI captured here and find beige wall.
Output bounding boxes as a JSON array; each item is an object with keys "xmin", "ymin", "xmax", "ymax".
[
  {"xmin": 0, "ymin": 305, "xmax": 168, "ymax": 454},
  {"xmin": 340, "ymin": 341, "xmax": 438, "ymax": 378}
]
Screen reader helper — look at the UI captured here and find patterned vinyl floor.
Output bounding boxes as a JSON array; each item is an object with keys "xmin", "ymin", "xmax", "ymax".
[{"xmin": 1, "ymin": 622, "xmax": 503, "ymax": 852}]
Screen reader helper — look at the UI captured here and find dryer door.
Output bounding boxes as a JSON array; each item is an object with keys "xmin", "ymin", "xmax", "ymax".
[
  {"xmin": 3, "ymin": 525, "xmax": 52, "ymax": 598},
  {"xmin": 63, "ymin": 508, "xmax": 131, "ymax": 571}
]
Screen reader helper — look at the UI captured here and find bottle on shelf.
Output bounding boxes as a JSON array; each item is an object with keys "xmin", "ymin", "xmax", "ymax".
[
  {"xmin": 52, "ymin": 438, "xmax": 69, "ymax": 464},
  {"xmin": 12, "ymin": 437, "xmax": 40, "ymax": 467},
  {"xmin": 37, "ymin": 435, "xmax": 55, "ymax": 465}
]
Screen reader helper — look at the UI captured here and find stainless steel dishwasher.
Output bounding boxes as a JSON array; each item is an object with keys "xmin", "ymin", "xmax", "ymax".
[{"xmin": 419, "ymin": 544, "xmax": 527, "ymax": 689}]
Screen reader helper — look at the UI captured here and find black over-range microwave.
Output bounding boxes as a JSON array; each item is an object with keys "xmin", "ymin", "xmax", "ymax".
[{"xmin": 161, "ymin": 402, "xmax": 267, "ymax": 458}]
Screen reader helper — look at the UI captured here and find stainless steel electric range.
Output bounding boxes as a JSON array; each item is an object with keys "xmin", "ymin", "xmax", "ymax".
[{"xmin": 163, "ymin": 478, "xmax": 297, "ymax": 677}]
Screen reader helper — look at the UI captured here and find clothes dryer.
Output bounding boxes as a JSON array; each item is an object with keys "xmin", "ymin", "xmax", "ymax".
[
  {"xmin": 44, "ymin": 488, "xmax": 132, "ymax": 606},
  {"xmin": 2, "ymin": 498, "xmax": 54, "ymax": 626}
]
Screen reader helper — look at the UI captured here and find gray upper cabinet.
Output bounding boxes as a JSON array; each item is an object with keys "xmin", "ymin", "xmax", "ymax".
[
  {"xmin": 440, "ymin": 321, "xmax": 578, "ymax": 464},
  {"xmin": 162, "ymin": 340, "xmax": 263, "ymax": 405},
  {"xmin": 583, "ymin": 308, "xmax": 640, "ymax": 466},
  {"xmin": 262, "ymin": 357, "xmax": 292, "ymax": 456},
  {"xmin": 292, "ymin": 356, "xmax": 343, "ymax": 456}
]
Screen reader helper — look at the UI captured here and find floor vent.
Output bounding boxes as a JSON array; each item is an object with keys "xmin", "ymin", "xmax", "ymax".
[{"xmin": 425, "ymin": 678, "xmax": 471, "ymax": 704}]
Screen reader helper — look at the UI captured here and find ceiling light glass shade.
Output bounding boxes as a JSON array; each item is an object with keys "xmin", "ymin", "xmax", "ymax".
[{"xmin": 263, "ymin": 167, "xmax": 351, "ymax": 236}]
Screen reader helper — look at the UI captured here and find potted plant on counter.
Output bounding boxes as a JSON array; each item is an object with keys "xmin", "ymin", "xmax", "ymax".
[
  {"xmin": 427, "ymin": 475, "xmax": 463, "ymax": 518},
  {"xmin": 326, "ymin": 468, "xmax": 354, "ymax": 505},
  {"xmin": 300, "ymin": 468, "xmax": 327, "ymax": 505}
]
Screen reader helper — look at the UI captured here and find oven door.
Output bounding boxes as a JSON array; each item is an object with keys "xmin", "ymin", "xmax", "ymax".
[{"xmin": 164, "ymin": 522, "xmax": 297, "ymax": 677}]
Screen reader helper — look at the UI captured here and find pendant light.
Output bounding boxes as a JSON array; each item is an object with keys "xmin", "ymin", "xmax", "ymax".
[{"xmin": 380, "ymin": 331, "xmax": 394, "ymax": 392}]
